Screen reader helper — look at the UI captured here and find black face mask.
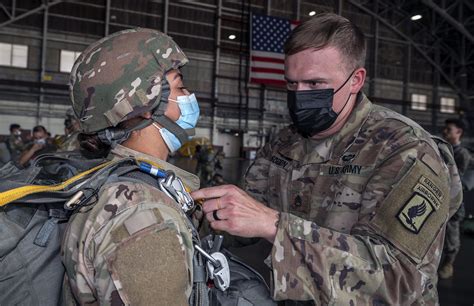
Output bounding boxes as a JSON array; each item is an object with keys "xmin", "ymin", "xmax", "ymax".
[{"xmin": 287, "ymin": 70, "xmax": 355, "ymax": 137}]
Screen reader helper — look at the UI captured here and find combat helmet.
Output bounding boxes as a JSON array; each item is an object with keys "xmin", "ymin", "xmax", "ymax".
[{"xmin": 69, "ymin": 28, "xmax": 191, "ymax": 146}]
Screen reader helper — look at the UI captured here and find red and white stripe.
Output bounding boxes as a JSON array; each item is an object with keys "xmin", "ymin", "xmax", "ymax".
[
  {"xmin": 249, "ymin": 21, "xmax": 298, "ymax": 87},
  {"xmin": 250, "ymin": 50, "xmax": 286, "ymax": 87}
]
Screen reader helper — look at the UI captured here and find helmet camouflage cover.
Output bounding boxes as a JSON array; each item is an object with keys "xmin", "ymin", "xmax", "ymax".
[{"xmin": 70, "ymin": 28, "xmax": 188, "ymax": 133}]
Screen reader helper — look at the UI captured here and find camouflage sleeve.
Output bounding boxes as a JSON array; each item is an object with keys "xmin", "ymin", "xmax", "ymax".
[
  {"xmin": 244, "ymin": 142, "xmax": 273, "ymax": 205},
  {"xmin": 270, "ymin": 140, "xmax": 461, "ymax": 304},
  {"xmin": 457, "ymin": 147, "xmax": 471, "ymax": 177},
  {"xmin": 83, "ymin": 183, "xmax": 194, "ymax": 306}
]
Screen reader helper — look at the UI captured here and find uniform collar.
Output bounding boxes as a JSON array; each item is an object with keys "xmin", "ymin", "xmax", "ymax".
[
  {"xmin": 279, "ymin": 92, "xmax": 372, "ymax": 164},
  {"xmin": 110, "ymin": 144, "xmax": 200, "ymax": 191}
]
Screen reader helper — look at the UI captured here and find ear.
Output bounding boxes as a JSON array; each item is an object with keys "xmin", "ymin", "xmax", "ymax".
[{"xmin": 350, "ymin": 68, "xmax": 366, "ymax": 94}]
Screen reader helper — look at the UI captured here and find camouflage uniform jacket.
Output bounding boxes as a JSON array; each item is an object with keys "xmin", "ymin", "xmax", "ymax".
[
  {"xmin": 58, "ymin": 131, "xmax": 81, "ymax": 152},
  {"xmin": 62, "ymin": 145, "xmax": 200, "ymax": 305},
  {"xmin": 245, "ymin": 93, "xmax": 462, "ymax": 305},
  {"xmin": 452, "ymin": 143, "xmax": 471, "ymax": 177},
  {"xmin": 6, "ymin": 134, "xmax": 25, "ymax": 161}
]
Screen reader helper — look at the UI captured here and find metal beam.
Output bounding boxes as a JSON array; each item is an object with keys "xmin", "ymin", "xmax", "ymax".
[
  {"xmin": 104, "ymin": 0, "xmax": 111, "ymax": 36},
  {"xmin": 402, "ymin": 44, "xmax": 411, "ymax": 115},
  {"xmin": 0, "ymin": 0, "xmax": 63, "ymax": 29},
  {"xmin": 163, "ymin": 0, "xmax": 169, "ymax": 34},
  {"xmin": 348, "ymin": 0, "xmax": 465, "ymax": 100},
  {"xmin": 369, "ymin": 0, "xmax": 379, "ymax": 98},
  {"xmin": 421, "ymin": 0, "xmax": 474, "ymax": 43},
  {"xmin": 0, "ymin": 3, "xmax": 11, "ymax": 18},
  {"xmin": 336, "ymin": 0, "xmax": 343, "ymax": 15},
  {"xmin": 11, "ymin": 0, "xmax": 16, "ymax": 17},
  {"xmin": 37, "ymin": 0, "xmax": 49, "ymax": 125},
  {"xmin": 210, "ymin": 0, "xmax": 222, "ymax": 144},
  {"xmin": 431, "ymin": 42, "xmax": 440, "ymax": 133},
  {"xmin": 296, "ymin": 0, "xmax": 300, "ymax": 20}
]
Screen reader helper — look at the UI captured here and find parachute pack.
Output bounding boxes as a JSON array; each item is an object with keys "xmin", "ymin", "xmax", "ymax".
[{"xmin": 0, "ymin": 152, "xmax": 275, "ymax": 306}]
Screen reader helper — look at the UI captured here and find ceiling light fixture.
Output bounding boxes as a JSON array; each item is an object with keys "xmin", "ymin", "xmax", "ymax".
[
  {"xmin": 410, "ymin": 14, "xmax": 422, "ymax": 21},
  {"xmin": 228, "ymin": 34, "xmax": 236, "ymax": 40},
  {"xmin": 309, "ymin": 11, "xmax": 316, "ymax": 16}
]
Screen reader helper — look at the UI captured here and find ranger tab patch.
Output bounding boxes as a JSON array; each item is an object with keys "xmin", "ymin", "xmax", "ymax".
[{"xmin": 397, "ymin": 193, "xmax": 434, "ymax": 234}]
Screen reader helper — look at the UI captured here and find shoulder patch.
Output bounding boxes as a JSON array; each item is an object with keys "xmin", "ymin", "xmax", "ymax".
[
  {"xmin": 369, "ymin": 158, "xmax": 449, "ymax": 262},
  {"xmin": 397, "ymin": 194, "xmax": 434, "ymax": 234},
  {"xmin": 107, "ymin": 226, "xmax": 189, "ymax": 305}
]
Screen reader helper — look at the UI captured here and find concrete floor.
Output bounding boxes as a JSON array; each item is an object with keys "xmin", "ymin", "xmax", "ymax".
[
  {"xmin": 171, "ymin": 156, "xmax": 474, "ymax": 305},
  {"xmin": 438, "ymin": 235, "xmax": 474, "ymax": 306}
]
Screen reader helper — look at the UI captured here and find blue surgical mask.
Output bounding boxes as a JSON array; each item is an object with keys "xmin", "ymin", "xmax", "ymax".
[
  {"xmin": 154, "ymin": 93, "xmax": 200, "ymax": 153},
  {"xmin": 157, "ymin": 126, "xmax": 182, "ymax": 153},
  {"xmin": 170, "ymin": 93, "xmax": 200, "ymax": 130}
]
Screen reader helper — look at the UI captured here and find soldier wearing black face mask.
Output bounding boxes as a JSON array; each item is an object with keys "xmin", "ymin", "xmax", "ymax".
[
  {"xmin": 287, "ymin": 69, "xmax": 355, "ymax": 137},
  {"xmin": 192, "ymin": 13, "xmax": 462, "ymax": 305}
]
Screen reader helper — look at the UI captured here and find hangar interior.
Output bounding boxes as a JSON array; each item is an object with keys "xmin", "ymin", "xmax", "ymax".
[
  {"xmin": 0, "ymin": 1, "xmax": 473, "ymax": 304},
  {"xmin": 0, "ymin": 0, "xmax": 472, "ymax": 155}
]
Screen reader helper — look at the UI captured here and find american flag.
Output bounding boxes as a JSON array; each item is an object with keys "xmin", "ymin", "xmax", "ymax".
[{"xmin": 249, "ymin": 14, "xmax": 299, "ymax": 87}]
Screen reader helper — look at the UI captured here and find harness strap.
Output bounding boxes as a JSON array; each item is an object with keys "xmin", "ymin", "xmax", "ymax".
[{"xmin": 0, "ymin": 162, "xmax": 114, "ymax": 207}]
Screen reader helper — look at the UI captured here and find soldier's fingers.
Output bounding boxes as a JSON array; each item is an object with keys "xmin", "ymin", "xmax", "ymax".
[
  {"xmin": 205, "ymin": 209, "xmax": 226, "ymax": 223},
  {"xmin": 202, "ymin": 197, "xmax": 228, "ymax": 214},
  {"xmin": 191, "ymin": 186, "xmax": 227, "ymax": 200},
  {"xmin": 209, "ymin": 219, "xmax": 232, "ymax": 232},
  {"xmin": 191, "ymin": 184, "xmax": 238, "ymax": 201}
]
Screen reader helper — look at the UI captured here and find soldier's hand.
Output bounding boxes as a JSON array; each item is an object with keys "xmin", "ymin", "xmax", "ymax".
[
  {"xmin": 191, "ymin": 185, "xmax": 279, "ymax": 242},
  {"xmin": 31, "ymin": 143, "xmax": 45, "ymax": 152}
]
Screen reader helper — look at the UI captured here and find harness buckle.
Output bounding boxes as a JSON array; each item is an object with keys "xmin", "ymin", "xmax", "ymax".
[
  {"xmin": 158, "ymin": 170, "xmax": 195, "ymax": 213},
  {"xmin": 194, "ymin": 244, "xmax": 230, "ymax": 291}
]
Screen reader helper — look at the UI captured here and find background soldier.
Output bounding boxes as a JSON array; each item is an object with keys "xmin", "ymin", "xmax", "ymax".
[
  {"xmin": 62, "ymin": 28, "xmax": 201, "ymax": 305},
  {"xmin": 57, "ymin": 108, "xmax": 81, "ymax": 152},
  {"xmin": 192, "ymin": 13, "xmax": 462, "ymax": 304},
  {"xmin": 5, "ymin": 123, "xmax": 25, "ymax": 162},
  {"xmin": 439, "ymin": 118, "xmax": 471, "ymax": 279},
  {"xmin": 18, "ymin": 125, "xmax": 57, "ymax": 167}
]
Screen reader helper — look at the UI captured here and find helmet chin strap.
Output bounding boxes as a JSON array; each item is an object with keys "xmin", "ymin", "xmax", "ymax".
[
  {"xmin": 149, "ymin": 75, "xmax": 195, "ymax": 144},
  {"xmin": 97, "ymin": 76, "xmax": 194, "ymax": 148}
]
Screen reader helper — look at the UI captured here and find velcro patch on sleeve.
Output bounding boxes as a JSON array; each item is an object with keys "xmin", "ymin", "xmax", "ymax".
[
  {"xmin": 107, "ymin": 226, "xmax": 189, "ymax": 306},
  {"xmin": 123, "ymin": 210, "xmax": 158, "ymax": 235},
  {"xmin": 370, "ymin": 158, "xmax": 449, "ymax": 262},
  {"xmin": 421, "ymin": 153, "xmax": 442, "ymax": 175}
]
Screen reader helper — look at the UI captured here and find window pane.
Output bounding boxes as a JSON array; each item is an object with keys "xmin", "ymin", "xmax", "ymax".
[
  {"xmin": 60, "ymin": 50, "xmax": 76, "ymax": 73},
  {"xmin": 11, "ymin": 44, "xmax": 28, "ymax": 68},
  {"xmin": 0, "ymin": 42, "xmax": 12, "ymax": 66},
  {"xmin": 411, "ymin": 93, "xmax": 427, "ymax": 111},
  {"xmin": 440, "ymin": 97, "xmax": 455, "ymax": 114}
]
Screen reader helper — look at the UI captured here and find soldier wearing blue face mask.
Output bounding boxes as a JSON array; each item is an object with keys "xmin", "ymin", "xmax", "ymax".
[
  {"xmin": 152, "ymin": 93, "xmax": 200, "ymax": 153},
  {"xmin": 62, "ymin": 28, "xmax": 204, "ymax": 305}
]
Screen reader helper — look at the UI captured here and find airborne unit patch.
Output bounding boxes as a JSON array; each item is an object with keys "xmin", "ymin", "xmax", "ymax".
[
  {"xmin": 397, "ymin": 194, "xmax": 435, "ymax": 234},
  {"xmin": 369, "ymin": 157, "xmax": 450, "ymax": 261},
  {"xmin": 397, "ymin": 174, "xmax": 444, "ymax": 234}
]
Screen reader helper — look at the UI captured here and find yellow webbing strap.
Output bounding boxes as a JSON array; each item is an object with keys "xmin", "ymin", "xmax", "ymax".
[
  {"xmin": 0, "ymin": 157, "xmax": 197, "ymax": 207},
  {"xmin": 0, "ymin": 161, "xmax": 114, "ymax": 207}
]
